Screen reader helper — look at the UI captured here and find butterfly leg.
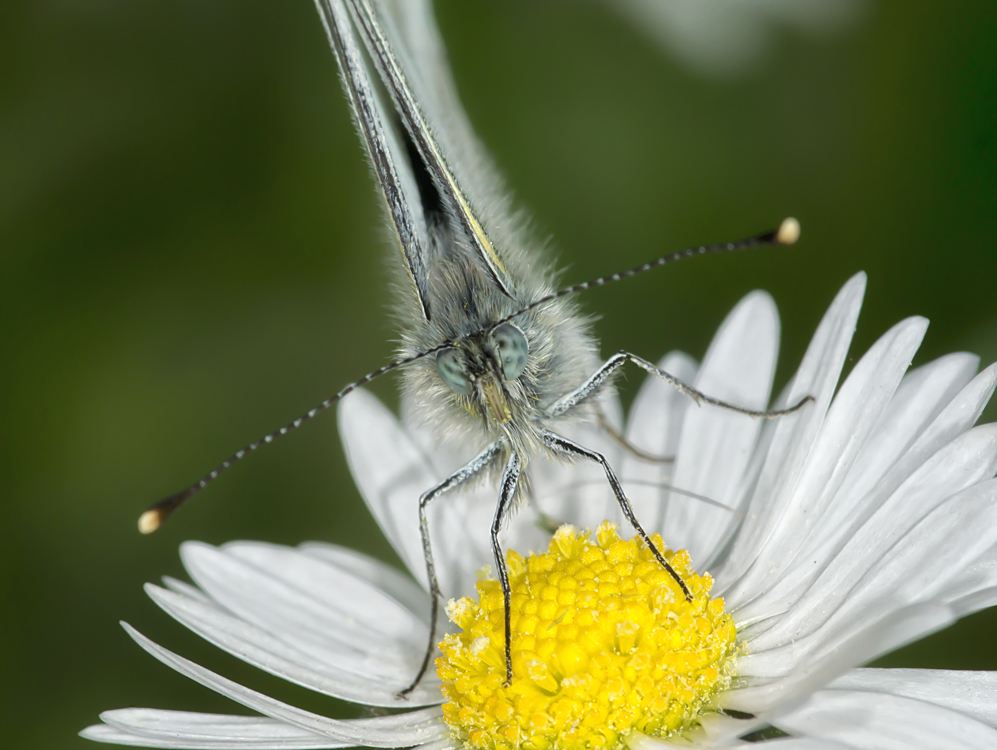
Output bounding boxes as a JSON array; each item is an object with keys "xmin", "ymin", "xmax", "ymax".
[
  {"xmin": 597, "ymin": 409, "xmax": 675, "ymax": 465},
  {"xmin": 492, "ymin": 451, "xmax": 523, "ymax": 686},
  {"xmin": 548, "ymin": 351, "xmax": 812, "ymax": 419},
  {"xmin": 398, "ymin": 440, "xmax": 505, "ymax": 698},
  {"xmin": 540, "ymin": 429, "xmax": 693, "ymax": 602}
]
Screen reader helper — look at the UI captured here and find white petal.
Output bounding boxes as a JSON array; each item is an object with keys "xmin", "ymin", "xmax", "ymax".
[
  {"xmin": 82, "ymin": 709, "xmax": 346, "ymax": 749},
  {"xmin": 819, "ymin": 359, "xmax": 997, "ymax": 553},
  {"xmin": 726, "ymin": 316, "xmax": 928, "ymax": 609},
  {"xmin": 297, "ymin": 541, "xmax": 429, "ymax": 620},
  {"xmin": 890, "ymin": 361, "xmax": 997, "ymax": 459},
  {"xmin": 820, "ymin": 352, "xmax": 980, "ymax": 533},
  {"xmin": 737, "ymin": 355, "xmax": 986, "ymax": 619},
  {"xmin": 731, "ymin": 741, "xmax": 851, "ymax": 750},
  {"xmin": 180, "ymin": 542, "xmax": 426, "ymax": 659},
  {"xmin": 725, "ymin": 603, "xmax": 955, "ymax": 713},
  {"xmin": 830, "ymin": 668, "xmax": 997, "ymax": 727},
  {"xmin": 338, "ymin": 389, "xmax": 439, "ymax": 589},
  {"xmin": 739, "ymin": 425, "xmax": 997, "ymax": 629},
  {"xmin": 121, "ymin": 623, "xmax": 448, "ymax": 747},
  {"xmin": 412, "ymin": 740, "xmax": 461, "ymax": 750},
  {"xmin": 667, "ymin": 291, "xmax": 779, "ymax": 565},
  {"xmin": 773, "ymin": 689, "xmax": 997, "ymax": 749},
  {"xmin": 947, "ymin": 586, "xmax": 997, "ymax": 619},
  {"xmin": 856, "ymin": 362, "xmax": 997, "ymax": 522},
  {"xmin": 715, "ymin": 273, "xmax": 866, "ymax": 592},
  {"xmin": 637, "ymin": 733, "xmax": 850, "ymax": 750},
  {"xmin": 80, "ymin": 725, "xmax": 330, "ymax": 749},
  {"xmin": 741, "ymin": 479, "xmax": 997, "ymax": 672},
  {"xmin": 161, "ymin": 576, "xmax": 214, "ymax": 604},
  {"xmin": 739, "ymin": 368, "xmax": 997, "ymax": 621},
  {"xmin": 620, "ymin": 351, "xmax": 698, "ymax": 539},
  {"xmin": 692, "ymin": 710, "xmax": 768, "ymax": 745},
  {"xmin": 145, "ymin": 583, "xmax": 442, "ymax": 707},
  {"xmin": 211, "ymin": 541, "xmax": 426, "ymax": 644},
  {"xmin": 939, "ymin": 542, "xmax": 997, "ymax": 617}
]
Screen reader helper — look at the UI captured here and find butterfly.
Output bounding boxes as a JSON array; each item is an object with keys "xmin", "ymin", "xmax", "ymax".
[{"xmin": 140, "ymin": 0, "xmax": 807, "ymax": 695}]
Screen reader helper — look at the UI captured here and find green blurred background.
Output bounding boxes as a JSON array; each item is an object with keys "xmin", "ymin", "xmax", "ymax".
[{"xmin": 2, "ymin": 1, "xmax": 997, "ymax": 747}]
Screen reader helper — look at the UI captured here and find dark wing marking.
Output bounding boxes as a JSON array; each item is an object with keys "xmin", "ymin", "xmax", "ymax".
[
  {"xmin": 313, "ymin": 0, "xmax": 434, "ymax": 321},
  {"xmin": 344, "ymin": 0, "xmax": 517, "ymax": 300}
]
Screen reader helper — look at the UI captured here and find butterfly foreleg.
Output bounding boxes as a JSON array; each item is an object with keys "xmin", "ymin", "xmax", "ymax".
[
  {"xmin": 540, "ymin": 429, "xmax": 693, "ymax": 602},
  {"xmin": 492, "ymin": 451, "xmax": 523, "ymax": 687},
  {"xmin": 398, "ymin": 439, "xmax": 505, "ymax": 698}
]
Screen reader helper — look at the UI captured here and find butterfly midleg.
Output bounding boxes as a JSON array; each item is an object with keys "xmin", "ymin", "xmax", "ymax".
[
  {"xmin": 541, "ymin": 429, "xmax": 693, "ymax": 602},
  {"xmin": 548, "ymin": 351, "xmax": 813, "ymax": 420},
  {"xmin": 398, "ymin": 439, "xmax": 505, "ymax": 698},
  {"xmin": 492, "ymin": 451, "xmax": 523, "ymax": 686},
  {"xmin": 597, "ymin": 410, "xmax": 675, "ymax": 465}
]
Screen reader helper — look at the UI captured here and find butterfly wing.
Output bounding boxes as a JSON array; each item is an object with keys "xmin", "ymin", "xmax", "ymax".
[
  {"xmin": 314, "ymin": 0, "xmax": 519, "ymax": 312},
  {"xmin": 314, "ymin": 0, "xmax": 434, "ymax": 320}
]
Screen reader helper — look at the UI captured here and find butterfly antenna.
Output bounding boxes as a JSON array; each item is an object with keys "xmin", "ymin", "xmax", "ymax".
[
  {"xmin": 139, "ymin": 218, "xmax": 800, "ymax": 533},
  {"xmin": 489, "ymin": 217, "xmax": 801, "ymax": 332},
  {"xmin": 138, "ymin": 345, "xmax": 448, "ymax": 533}
]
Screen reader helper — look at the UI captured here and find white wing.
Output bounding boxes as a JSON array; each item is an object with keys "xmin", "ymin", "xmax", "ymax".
[
  {"xmin": 316, "ymin": 0, "xmax": 521, "ymax": 304},
  {"xmin": 314, "ymin": 0, "xmax": 435, "ymax": 319}
]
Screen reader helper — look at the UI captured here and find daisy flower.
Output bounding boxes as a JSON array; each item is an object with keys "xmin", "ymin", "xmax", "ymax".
[{"xmin": 82, "ymin": 273, "xmax": 997, "ymax": 748}]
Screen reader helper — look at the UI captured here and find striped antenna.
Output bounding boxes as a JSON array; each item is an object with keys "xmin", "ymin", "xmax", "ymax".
[
  {"xmin": 486, "ymin": 217, "xmax": 801, "ymax": 334},
  {"xmin": 139, "ymin": 218, "xmax": 799, "ymax": 533},
  {"xmin": 138, "ymin": 343, "xmax": 451, "ymax": 533}
]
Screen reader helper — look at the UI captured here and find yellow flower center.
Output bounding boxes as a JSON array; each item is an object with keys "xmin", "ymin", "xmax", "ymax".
[{"xmin": 436, "ymin": 522, "xmax": 737, "ymax": 750}]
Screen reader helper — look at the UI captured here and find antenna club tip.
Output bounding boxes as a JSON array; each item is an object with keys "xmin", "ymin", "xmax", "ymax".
[
  {"xmin": 776, "ymin": 217, "xmax": 801, "ymax": 246},
  {"xmin": 138, "ymin": 509, "xmax": 162, "ymax": 535}
]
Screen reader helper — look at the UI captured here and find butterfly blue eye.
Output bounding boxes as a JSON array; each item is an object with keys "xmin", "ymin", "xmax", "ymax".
[
  {"xmin": 492, "ymin": 324, "xmax": 528, "ymax": 381},
  {"xmin": 436, "ymin": 348, "xmax": 472, "ymax": 395}
]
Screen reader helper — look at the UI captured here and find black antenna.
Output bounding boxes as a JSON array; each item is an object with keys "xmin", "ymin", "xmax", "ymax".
[
  {"xmin": 486, "ymin": 217, "xmax": 801, "ymax": 334},
  {"xmin": 139, "ymin": 218, "xmax": 800, "ymax": 533},
  {"xmin": 137, "ymin": 344, "xmax": 450, "ymax": 533}
]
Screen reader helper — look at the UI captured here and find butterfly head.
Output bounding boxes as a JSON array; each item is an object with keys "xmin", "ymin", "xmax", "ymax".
[{"xmin": 435, "ymin": 323, "xmax": 529, "ymax": 426}]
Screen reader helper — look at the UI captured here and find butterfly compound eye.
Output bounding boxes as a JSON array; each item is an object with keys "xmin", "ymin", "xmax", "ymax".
[
  {"xmin": 492, "ymin": 324, "xmax": 529, "ymax": 381},
  {"xmin": 436, "ymin": 348, "xmax": 473, "ymax": 395}
]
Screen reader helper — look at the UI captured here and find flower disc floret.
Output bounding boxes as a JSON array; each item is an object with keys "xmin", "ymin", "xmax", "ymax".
[{"xmin": 436, "ymin": 522, "xmax": 737, "ymax": 750}]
